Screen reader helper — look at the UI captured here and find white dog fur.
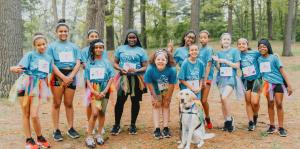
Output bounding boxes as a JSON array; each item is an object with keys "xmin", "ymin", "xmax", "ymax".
[{"xmin": 178, "ymin": 89, "xmax": 215, "ymax": 149}]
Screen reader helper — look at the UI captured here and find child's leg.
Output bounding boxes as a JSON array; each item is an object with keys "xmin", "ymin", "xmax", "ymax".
[
  {"xmin": 64, "ymin": 88, "xmax": 76, "ymax": 129},
  {"xmin": 51, "ymin": 86, "xmax": 64, "ymax": 129},
  {"xmin": 162, "ymin": 96, "xmax": 171, "ymax": 127},
  {"xmin": 86, "ymin": 104, "xmax": 92, "ymax": 121},
  {"xmin": 19, "ymin": 97, "xmax": 31, "ymax": 138},
  {"xmin": 274, "ymin": 93, "xmax": 284, "ymax": 128},
  {"xmin": 88, "ymin": 102, "xmax": 99, "ymax": 135},
  {"xmin": 250, "ymin": 92, "xmax": 260, "ymax": 116},
  {"xmin": 97, "ymin": 98, "xmax": 109, "ymax": 134},
  {"xmin": 245, "ymin": 90, "xmax": 254, "ymax": 121},
  {"xmin": 201, "ymin": 83, "xmax": 211, "ymax": 118},
  {"xmin": 266, "ymin": 94, "xmax": 275, "ymax": 125},
  {"xmin": 220, "ymin": 86, "xmax": 234, "ymax": 119},
  {"xmin": 152, "ymin": 100, "xmax": 161, "ymax": 128},
  {"xmin": 30, "ymin": 99, "xmax": 42, "ymax": 136}
]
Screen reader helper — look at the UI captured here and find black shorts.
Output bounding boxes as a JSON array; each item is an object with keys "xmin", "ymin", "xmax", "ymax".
[
  {"xmin": 51, "ymin": 69, "xmax": 76, "ymax": 90},
  {"xmin": 273, "ymin": 84, "xmax": 284, "ymax": 93},
  {"xmin": 244, "ymin": 80, "xmax": 255, "ymax": 91}
]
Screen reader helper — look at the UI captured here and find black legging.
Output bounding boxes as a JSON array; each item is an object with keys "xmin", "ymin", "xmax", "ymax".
[{"xmin": 114, "ymin": 75, "xmax": 143, "ymax": 126}]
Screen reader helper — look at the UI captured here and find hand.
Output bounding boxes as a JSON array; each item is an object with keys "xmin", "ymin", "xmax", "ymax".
[
  {"xmin": 167, "ymin": 40, "xmax": 174, "ymax": 53},
  {"xmin": 127, "ymin": 68, "xmax": 137, "ymax": 73},
  {"xmin": 120, "ymin": 68, "xmax": 127, "ymax": 75},
  {"xmin": 99, "ymin": 91, "xmax": 106, "ymax": 98},
  {"xmin": 192, "ymin": 88, "xmax": 201, "ymax": 93},
  {"xmin": 212, "ymin": 56, "xmax": 219, "ymax": 61},
  {"xmin": 62, "ymin": 76, "xmax": 73, "ymax": 86},
  {"xmin": 92, "ymin": 90, "xmax": 102, "ymax": 100},
  {"xmin": 152, "ymin": 96, "xmax": 161, "ymax": 108},
  {"xmin": 287, "ymin": 86, "xmax": 293, "ymax": 96},
  {"xmin": 10, "ymin": 66, "xmax": 24, "ymax": 74}
]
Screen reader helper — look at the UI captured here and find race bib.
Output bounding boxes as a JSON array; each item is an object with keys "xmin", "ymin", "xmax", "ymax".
[
  {"xmin": 158, "ymin": 83, "xmax": 168, "ymax": 91},
  {"xmin": 123, "ymin": 62, "xmax": 136, "ymax": 71},
  {"xmin": 187, "ymin": 80, "xmax": 200, "ymax": 89},
  {"xmin": 90, "ymin": 68, "xmax": 105, "ymax": 80},
  {"xmin": 58, "ymin": 51, "xmax": 74, "ymax": 62},
  {"xmin": 220, "ymin": 67, "xmax": 233, "ymax": 76},
  {"xmin": 260, "ymin": 62, "xmax": 271, "ymax": 73},
  {"xmin": 242, "ymin": 65, "xmax": 256, "ymax": 77},
  {"xmin": 38, "ymin": 59, "xmax": 49, "ymax": 73}
]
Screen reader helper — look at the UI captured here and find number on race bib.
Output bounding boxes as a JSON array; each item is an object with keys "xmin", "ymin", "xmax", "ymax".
[
  {"xmin": 242, "ymin": 65, "xmax": 256, "ymax": 77},
  {"xmin": 220, "ymin": 67, "xmax": 233, "ymax": 76},
  {"xmin": 260, "ymin": 62, "xmax": 271, "ymax": 73},
  {"xmin": 90, "ymin": 68, "xmax": 105, "ymax": 80},
  {"xmin": 38, "ymin": 59, "xmax": 49, "ymax": 73},
  {"xmin": 58, "ymin": 51, "xmax": 74, "ymax": 62}
]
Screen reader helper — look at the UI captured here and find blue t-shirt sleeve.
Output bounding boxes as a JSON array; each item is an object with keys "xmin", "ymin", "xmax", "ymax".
[
  {"xmin": 18, "ymin": 52, "xmax": 31, "ymax": 69},
  {"xmin": 169, "ymin": 67, "xmax": 177, "ymax": 84},
  {"xmin": 178, "ymin": 62, "xmax": 186, "ymax": 80},
  {"xmin": 173, "ymin": 49, "xmax": 180, "ymax": 64},
  {"xmin": 274, "ymin": 55, "xmax": 283, "ymax": 69},
  {"xmin": 144, "ymin": 65, "xmax": 153, "ymax": 83}
]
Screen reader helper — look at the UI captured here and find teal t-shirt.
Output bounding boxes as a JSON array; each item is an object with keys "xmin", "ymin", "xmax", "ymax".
[
  {"xmin": 114, "ymin": 45, "xmax": 148, "ymax": 75},
  {"xmin": 258, "ymin": 54, "xmax": 284, "ymax": 84},
  {"xmin": 84, "ymin": 58, "xmax": 114, "ymax": 84},
  {"xmin": 47, "ymin": 41, "xmax": 81, "ymax": 70},
  {"xmin": 199, "ymin": 45, "xmax": 214, "ymax": 80},
  {"xmin": 144, "ymin": 64, "xmax": 177, "ymax": 95},
  {"xmin": 240, "ymin": 49, "xmax": 261, "ymax": 80},
  {"xmin": 81, "ymin": 46, "xmax": 108, "ymax": 64},
  {"xmin": 18, "ymin": 50, "xmax": 53, "ymax": 79},
  {"xmin": 173, "ymin": 46, "xmax": 189, "ymax": 67}
]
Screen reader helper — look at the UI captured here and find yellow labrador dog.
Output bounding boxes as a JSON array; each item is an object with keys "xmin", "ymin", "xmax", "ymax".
[{"xmin": 178, "ymin": 89, "xmax": 215, "ymax": 149}]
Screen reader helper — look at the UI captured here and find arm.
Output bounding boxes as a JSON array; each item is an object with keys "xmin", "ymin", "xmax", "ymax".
[
  {"xmin": 279, "ymin": 67, "xmax": 293, "ymax": 95},
  {"xmin": 10, "ymin": 65, "xmax": 24, "ymax": 74},
  {"xmin": 165, "ymin": 84, "xmax": 175, "ymax": 100},
  {"xmin": 135, "ymin": 61, "xmax": 148, "ymax": 73},
  {"xmin": 68, "ymin": 60, "xmax": 81, "ymax": 79},
  {"xmin": 100, "ymin": 78, "xmax": 114, "ymax": 98},
  {"xmin": 113, "ymin": 58, "xmax": 127, "ymax": 74}
]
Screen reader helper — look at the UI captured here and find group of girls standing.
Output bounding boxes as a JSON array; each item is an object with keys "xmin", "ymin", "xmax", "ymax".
[{"xmin": 9, "ymin": 18, "xmax": 293, "ymax": 149}]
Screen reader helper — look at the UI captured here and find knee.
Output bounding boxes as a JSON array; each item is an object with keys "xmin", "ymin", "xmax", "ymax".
[
  {"xmin": 267, "ymin": 101, "xmax": 274, "ymax": 107},
  {"xmin": 30, "ymin": 114, "xmax": 38, "ymax": 120},
  {"xmin": 64, "ymin": 102, "xmax": 73, "ymax": 109},
  {"xmin": 252, "ymin": 101, "xmax": 260, "ymax": 108},
  {"xmin": 23, "ymin": 112, "xmax": 30, "ymax": 119},
  {"xmin": 52, "ymin": 102, "xmax": 61, "ymax": 109},
  {"xmin": 201, "ymin": 99, "xmax": 208, "ymax": 105},
  {"xmin": 163, "ymin": 101, "xmax": 170, "ymax": 108},
  {"xmin": 91, "ymin": 111, "xmax": 99, "ymax": 120},
  {"xmin": 276, "ymin": 103, "xmax": 283, "ymax": 110}
]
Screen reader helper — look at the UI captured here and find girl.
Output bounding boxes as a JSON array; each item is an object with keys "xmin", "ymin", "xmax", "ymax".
[
  {"xmin": 111, "ymin": 29, "xmax": 148, "ymax": 135},
  {"xmin": 238, "ymin": 38, "xmax": 262, "ymax": 131},
  {"xmin": 257, "ymin": 39, "xmax": 292, "ymax": 137},
  {"xmin": 47, "ymin": 19, "xmax": 81, "ymax": 141},
  {"xmin": 212, "ymin": 33, "xmax": 242, "ymax": 132},
  {"xmin": 178, "ymin": 44, "xmax": 205, "ymax": 100},
  {"xmin": 10, "ymin": 33, "xmax": 51, "ymax": 149},
  {"xmin": 144, "ymin": 49, "xmax": 177, "ymax": 139},
  {"xmin": 84, "ymin": 39, "xmax": 114, "ymax": 148},
  {"xmin": 198, "ymin": 30, "xmax": 214, "ymax": 129},
  {"xmin": 173, "ymin": 30, "xmax": 197, "ymax": 67}
]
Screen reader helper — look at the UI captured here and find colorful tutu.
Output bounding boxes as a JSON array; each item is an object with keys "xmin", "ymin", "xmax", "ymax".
[
  {"xmin": 114, "ymin": 73, "xmax": 146, "ymax": 97},
  {"xmin": 84, "ymin": 82, "xmax": 111, "ymax": 107},
  {"xmin": 262, "ymin": 81, "xmax": 288, "ymax": 101},
  {"xmin": 9, "ymin": 74, "xmax": 51, "ymax": 106}
]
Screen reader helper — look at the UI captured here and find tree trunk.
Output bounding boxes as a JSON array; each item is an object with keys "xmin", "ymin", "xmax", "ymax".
[
  {"xmin": 258, "ymin": 0, "xmax": 263, "ymax": 39},
  {"xmin": 105, "ymin": 0, "xmax": 115, "ymax": 50},
  {"xmin": 251, "ymin": 0, "xmax": 256, "ymax": 40},
  {"xmin": 161, "ymin": 0, "xmax": 168, "ymax": 47},
  {"xmin": 227, "ymin": 0, "xmax": 233, "ymax": 35},
  {"xmin": 62, "ymin": 0, "xmax": 66, "ymax": 19},
  {"xmin": 267, "ymin": 0, "xmax": 273, "ymax": 40},
  {"xmin": 292, "ymin": 0, "xmax": 298, "ymax": 43},
  {"xmin": 0, "ymin": 0, "xmax": 23, "ymax": 97},
  {"xmin": 191, "ymin": 0, "xmax": 200, "ymax": 35},
  {"xmin": 283, "ymin": 0, "xmax": 295, "ymax": 56},
  {"xmin": 52, "ymin": 0, "xmax": 58, "ymax": 22},
  {"xmin": 95, "ymin": 0, "xmax": 105, "ymax": 40},
  {"xmin": 122, "ymin": 0, "xmax": 134, "ymax": 41},
  {"xmin": 86, "ymin": 0, "xmax": 97, "ymax": 31},
  {"xmin": 140, "ymin": 0, "xmax": 147, "ymax": 48}
]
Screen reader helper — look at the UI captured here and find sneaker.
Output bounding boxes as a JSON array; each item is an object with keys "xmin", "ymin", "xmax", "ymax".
[
  {"xmin": 248, "ymin": 121, "xmax": 255, "ymax": 131},
  {"xmin": 162, "ymin": 127, "xmax": 171, "ymax": 138},
  {"xmin": 153, "ymin": 128, "xmax": 162, "ymax": 139},
  {"xmin": 205, "ymin": 117, "xmax": 213, "ymax": 129},
  {"xmin": 253, "ymin": 115, "xmax": 258, "ymax": 126},
  {"xmin": 67, "ymin": 127, "xmax": 80, "ymax": 139},
  {"xmin": 227, "ymin": 117, "xmax": 235, "ymax": 132},
  {"xmin": 95, "ymin": 134, "xmax": 104, "ymax": 145},
  {"xmin": 85, "ymin": 136, "xmax": 96, "ymax": 148},
  {"xmin": 128, "ymin": 125, "xmax": 137, "ymax": 135},
  {"xmin": 110, "ymin": 125, "xmax": 121, "ymax": 135},
  {"xmin": 278, "ymin": 127, "xmax": 287, "ymax": 137},
  {"xmin": 37, "ymin": 135, "xmax": 50, "ymax": 148},
  {"xmin": 53, "ymin": 129, "xmax": 63, "ymax": 141},
  {"xmin": 266, "ymin": 125, "xmax": 276, "ymax": 134},
  {"xmin": 25, "ymin": 138, "xmax": 39, "ymax": 149},
  {"xmin": 222, "ymin": 121, "xmax": 229, "ymax": 131}
]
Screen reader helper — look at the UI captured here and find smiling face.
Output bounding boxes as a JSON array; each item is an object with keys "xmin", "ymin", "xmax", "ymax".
[
  {"xmin": 184, "ymin": 33, "xmax": 196, "ymax": 47},
  {"xmin": 221, "ymin": 34, "xmax": 232, "ymax": 49},
  {"xmin": 94, "ymin": 44, "xmax": 104, "ymax": 57},
  {"xmin": 34, "ymin": 38, "xmax": 47, "ymax": 54},
  {"xmin": 56, "ymin": 26, "xmax": 69, "ymax": 41},
  {"xmin": 258, "ymin": 44, "xmax": 268, "ymax": 56},
  {"xmin": 127, "ymin": 33, "xmax": 138, "ymax": 47},
  {"xmin": 199, "ymin": 32, "xmax": 209, "ymax": 46},
  {"xmin": 155, "ymin": 53, "xmax": 168, "ymax": 71},
  {"xmin": 189, "ymin": 45, "xmax": 199, "ymax": 59},
  {"xmin": 87, "ymin": 32, "xmax": 99, "ymax": 43},
  {"xmin": 237, "ymin": 39, "xmax": 248, "ymax": 52}
]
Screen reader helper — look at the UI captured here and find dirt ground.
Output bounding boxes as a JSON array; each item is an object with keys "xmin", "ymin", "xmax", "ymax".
[{"xmin": 1, "ymin": 43, "xmax": 300, "ymax": 149}]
